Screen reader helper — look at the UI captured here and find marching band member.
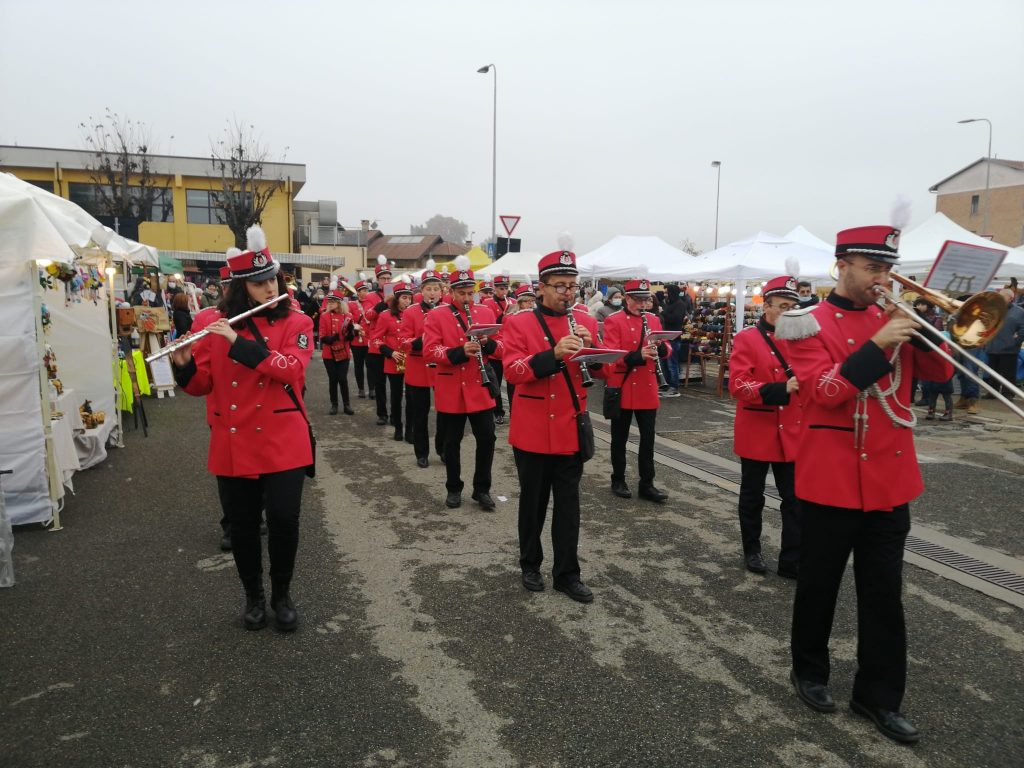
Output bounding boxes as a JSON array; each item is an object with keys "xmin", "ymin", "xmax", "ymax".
[
  {"xmin": 171, "ymin": 226, "xmax": 314, "ymax": 633},
  {"xmin": 319, "ymin": 291, "xmax": 355, "ymax": 416},
  {"xmin": 482, "ymin": 271, "xmax": 514, "ymax": 424},
  {"xmin": 502, "ymin": 238, "xmax": 604, "ymax": 602},
  {"xmin": 401, "ymin": 264, "xmax": 444, "ymax": 467},
  {"xmin": 349, "ymin": 277, "xmax": 373, "ymax": 399},
  {"xmin": 366, "ymin": 256, "xmax": 394, "ymax": 425},
  {"xmin": 603, "ymin": 278, "xmax": 670, "ymax": 503},
  {"xmin": 374, "ymin": 280, "xmax": 413, "ymax": 441},
  {"xmin": 504, "ymin": 284, "xmax": 537, "ymax": 413},
  {"xmin": 728, "ymin": 275, "xmax": 803, "ymax": 577},
  {"xmin": 423, "ymin": 256, "xmax": 502, "ymax": 510},
  {"xmin": 777, "ymin": 222, "xmax": 953, "ymax": 744}
]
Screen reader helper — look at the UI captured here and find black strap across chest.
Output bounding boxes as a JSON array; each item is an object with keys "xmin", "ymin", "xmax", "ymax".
[
  {"xmin": 533, "ymin": 309, "xmax": 584, "ymax": 416},
  {"xmin": 756, "ymin": 325, "xmax": 794, "ymax": 378}
]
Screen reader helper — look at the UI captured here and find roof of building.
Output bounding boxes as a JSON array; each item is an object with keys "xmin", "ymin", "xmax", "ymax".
[
  {"xmin": 368, "ymin": 235, "xmax": 470, "ymax": 263},
  {"xmin": 929, "ymin": 157, "xmax": 1024, "ymax": 192}
]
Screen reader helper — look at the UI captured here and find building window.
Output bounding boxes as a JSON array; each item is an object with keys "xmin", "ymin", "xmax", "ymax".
[
  {"xmin": 68, "ymin": 182, "xmax": 173, "ymax": 222},
  {"xmin": 186, "ymin": 189, "xmax": 253, "ymax": 225},
  {"xmin": 970, "ymin": 194, "xmax": 980, "ymax": 216},
  {"xmin": 26, "ymin": 179, "xmax": 54, "ymax": 193}
]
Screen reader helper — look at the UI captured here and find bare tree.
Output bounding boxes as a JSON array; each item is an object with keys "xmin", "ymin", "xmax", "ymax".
[
  {"xmin": 209, "ymin": 120, "xmax": 287, "ymax": 248},
  {"xmin": 80, "ymin": 108, "xmax": 170, "ymax": 222},
  {"xmin": 680, "ymin": 238, "xmax": 703, "ymax": 256},
  {"xmin": 411, "ymin": 214, "xmax": 469, "ymax": 244}
]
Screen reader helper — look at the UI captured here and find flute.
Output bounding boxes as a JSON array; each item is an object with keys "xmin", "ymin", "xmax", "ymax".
[{"xmin": 146, "ymin": 293, "xmax": 288, "ymax": 363}]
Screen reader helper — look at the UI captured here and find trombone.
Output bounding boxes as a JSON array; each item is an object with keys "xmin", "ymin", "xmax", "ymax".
[{"xmin": 874, "ymin": 274, "xmax": 1024, "ymax": 420}]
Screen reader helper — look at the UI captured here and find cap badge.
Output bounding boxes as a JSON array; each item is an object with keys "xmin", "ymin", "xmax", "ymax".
[
  {"xmin": 459, "ymin": 271, "xmax": 469, "ymax": 280},
  {"xmin": 785, "ymin": 278, "xmax": 797, "ymax": 290},
  {"xmin": 885, "ymin": 229, "xmax": 900, "ymax": 249},
  {"xmin": 640, "ymin": 280, "xmax": 649, "ymax": 290},
  {"xmin": 252, "ymin": 252, "xmax": 268, "ymax": 268},
  {"xmin": 559, "ymin": 252, "xmax": 573, "ymax": 265}
]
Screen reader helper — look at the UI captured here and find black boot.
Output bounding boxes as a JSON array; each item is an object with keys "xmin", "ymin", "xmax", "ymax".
[
  {"xmin": 271, "ymin": 581, "xmax": 298, "ymax": 632},
  {"xmin": 394, "ymin": 425, "xmax": 404, "ymax": 441},
  {"xmin": 329, "ymin": 404, "xmax": 338, "ymax": 415},
  {"xmin": 243, "ymin": 583, "xmax": 266, "ymax": 631}
]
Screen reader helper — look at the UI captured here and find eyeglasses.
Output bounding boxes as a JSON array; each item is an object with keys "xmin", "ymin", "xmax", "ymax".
[{"xmin": 544, "ymin": 282, "xmax": 579, "ymax": 295}]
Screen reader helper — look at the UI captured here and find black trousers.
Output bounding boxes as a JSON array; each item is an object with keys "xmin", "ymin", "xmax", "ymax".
[
  {"xmin": 514, "ymin": 448, "xmax": 583, "ymax": 583},
  {"xmin": 367, "ymin": 353, "xmax": 386, "ymax": 417},
  {"xmin": 435, "ymin": 411, "xmax": 448, "ymax": 459},
  {"xmin": 216, "ymin": 468, "xmax": 306, "ymax": 595},
  {"xmin": 610, "ymin": 407, "xmax": 657, "ymax": 486},
  {"xmin": 387, "ymin": 372, "xmax": 405, "ymax": 428},
  {"xmin": 491, "ymin": 360, "xmax": 505, "ymax": 417},
  {"xmin": 791, "ymin": 501, "xmax": 910, "ymax": 711},
  {"xmin": 506, "ymin": 382, "xmax": 515, "ymax": 416},
  {"xmin": 442, "ymin": 409, "xmax": 495, "ymax": 494},
  {"xmin": 322, "ymin": 358, "xmax": 351, "ymax": 408},
  {"xmin": 987, "ymin": 352, "xmax": 1020, "ymax": 397},
  {"xmin": 407, "ymin": 384, "xmax": 432, "ymax": 459},
  {"xmin": 351, "ymin": 346, "xmax": 367, "ymax": 392},
  {"xmin": 738, "ymin": 458, "xmax": 801, "ymax": 568}
]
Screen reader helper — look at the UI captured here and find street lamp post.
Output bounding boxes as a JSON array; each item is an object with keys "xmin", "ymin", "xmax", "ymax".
[
  {"xmin": 958, "ymin": 118, "xmax": 993, "ymax": 237},
  {"xmin": 477, "ymin": 63, "xmax": 497, "ymax": 257},
  {"xmin": 711, "ymin": 161, "xmax": 722, "ymax": 249}
]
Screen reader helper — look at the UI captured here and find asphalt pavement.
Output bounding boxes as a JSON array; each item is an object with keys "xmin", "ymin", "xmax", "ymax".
[{"xmin": 2, "ymin": 361, "xmax": 1022, "ymax": 768}]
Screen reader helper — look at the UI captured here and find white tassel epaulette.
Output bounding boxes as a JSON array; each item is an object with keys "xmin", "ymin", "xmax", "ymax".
[{"xmin": 775, "ymin": 306, "xmax": 820, "ymax": 341}]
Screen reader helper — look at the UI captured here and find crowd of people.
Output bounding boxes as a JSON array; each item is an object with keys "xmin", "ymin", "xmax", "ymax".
[{"xmin": 165, "ymin": 222, "xmax": 1022, "ymax": 747}]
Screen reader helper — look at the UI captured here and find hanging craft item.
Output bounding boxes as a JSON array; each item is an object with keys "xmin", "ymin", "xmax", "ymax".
[{"xmin": 40, "ymin": 302, "xmax": 51, "ymax": 333}]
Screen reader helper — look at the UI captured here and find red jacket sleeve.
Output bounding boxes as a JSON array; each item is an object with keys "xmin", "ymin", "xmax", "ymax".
[{"xmin": 229, "ymin": 314, "xmax": 314, "ymax": 390}]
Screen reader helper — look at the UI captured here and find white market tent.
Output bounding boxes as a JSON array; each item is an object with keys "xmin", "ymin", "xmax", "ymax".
[
  {"xmin": 895, "ymin": 212, "xmax": 1024, "ymax": 284},
  {"xmin": 784, "ymin": 225, "xmax": 834, "ymax": 253},
  {"xmin": 0, "ymin": 173, "xmax": 156, "ymax": 526},
  {"xmin": 577, "ymin": 236, "xmax": 692, "ymax": 280},
  {"xmin": 476, "ymin": 250, "xmax": 542, "ymax": 280}
]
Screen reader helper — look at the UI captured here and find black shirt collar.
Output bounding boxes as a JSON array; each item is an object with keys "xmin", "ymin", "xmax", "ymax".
[
  {"xmin": 538, "ymin": 303, "xmax": 567, "ymax": 317},
  {"xmin": 826, "ymin": 290, "xmax": 867, "ymax": 312},
  {"xmin": 757, "ymin": 316, "xmax": 775, "ymax": 332}
]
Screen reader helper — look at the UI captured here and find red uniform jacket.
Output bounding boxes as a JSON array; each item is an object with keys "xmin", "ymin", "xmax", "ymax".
[
  {"xmin": 373, "ymin": 309, "xmax": 407, "ymax": 374},
  {"xmin": 423, "ymin": 302, "xmax": 502, "ymax": 414},
  {"xmin": 503, "ymin": 306, "xmax": 605, "ymax": 454},
  {"xmin": 728, "ymin": 319, "xmax": 803, "ymax": 462},
  {"xmin": 319, "ymin": 310, "xmax": 352, "ymax": 361},
  {"xmin": 364, "ymin": 293, "xmax": 387, "ymax": 354},
  {"xmin": 602, "ymin": 309, "xmax": 669, "ymax": 411},
  {"xmin": 778, "ymin": 293, "xmax": 953, "ymax": 511},
  {"xmin": 349, "ymin": 296, "xmax": 374, "ymax": 348},
  {"xmin": 177, "ymin": 304, "xmax": 314, "ymax": 478},
  {"xmin": 482, "ymin": 295, "xmax": 514, "ymax": 324},
  {"xmin": 400, "ymin": 300, "xmax": 438, "ymax": 388}
]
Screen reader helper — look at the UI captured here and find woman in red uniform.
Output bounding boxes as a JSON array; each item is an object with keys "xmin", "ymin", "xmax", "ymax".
[
  {"xmin": 374, "ymin": 281, "xmax": 413, "ymax": 441},
  {"xmin": 319, "ymin": 291, "xmax": 355, "ymax": 415},
  {"xmin": 171, "ymin": 226, "xmax": 314, "ymax": 633}
]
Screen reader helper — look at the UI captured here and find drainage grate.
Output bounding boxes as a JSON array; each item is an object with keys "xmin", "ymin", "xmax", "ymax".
[{"xmin": 904, "ymin": 536, "xmax": 1024, "ymax": 596}]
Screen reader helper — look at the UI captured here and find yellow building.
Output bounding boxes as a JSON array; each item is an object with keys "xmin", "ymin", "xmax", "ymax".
[{"xmin": 0, "ymin": 144, "xmax": 305, "ymax": 255}]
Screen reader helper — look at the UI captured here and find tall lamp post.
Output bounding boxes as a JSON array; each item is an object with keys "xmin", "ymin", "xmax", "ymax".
[
  {"xmin": 477, "ymin": 63, "xmax": 497, "ymax": 257},
  {"xmin": 711, "ymin": 160, "xmax": 722, "ymax": 249},
  {"xmin": 958, "ymin": 118, "xmax": 993, "ymax": 237}
]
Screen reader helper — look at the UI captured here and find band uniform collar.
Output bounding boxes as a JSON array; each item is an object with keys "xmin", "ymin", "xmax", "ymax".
[{"xmin": 826, "ymin": 290, "xmax": 867, "ymax": 312}]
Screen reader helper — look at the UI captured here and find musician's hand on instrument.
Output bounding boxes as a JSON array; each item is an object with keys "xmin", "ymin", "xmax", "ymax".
[
  {"xmin": 393, "ymin": 351, "xmax": 406, "ymax": 365},
  {"xmin": 206, "ymin": 318, "xmax": 238, "ymax": 345},
  {"xmin": 786, "ymin": 376, "xmax": 799, "ymax": 393},
  {"xmin": 170, "ymin": 334, "xmax": 193, "ymax": 367},
  {"xmin": 464, "ymin": 340, "xmax": 482, "ymax": 356},
  {"xmin": 554, "ymin": 335, "xmax": 583, "ymax": 360},
  {"xmin": 640, "ymin": 344, "xmax": 658, "ymax": 361},
  {"xmin": 353, "ymin": 323, "xmax": 362, "ymax": 332},
  {"xmin": 573, "ymin": 324, "xmax": 593, "ymax": 345},
  {"xmin": 872, "ymin": 315, "xmax": 918, "ymax": 349}
]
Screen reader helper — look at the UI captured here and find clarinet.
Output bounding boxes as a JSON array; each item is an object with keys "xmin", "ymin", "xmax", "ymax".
[
  {"xmin": 565, "ymin": 308, "xmax": 595, "ymax": 388},
  {"xmin": 463, "ymin": 302, "xmax": 492, "ymax": 386},
  {"xmin": 641, "ymin": 312, "xmax": 668, "ymax": 387}
]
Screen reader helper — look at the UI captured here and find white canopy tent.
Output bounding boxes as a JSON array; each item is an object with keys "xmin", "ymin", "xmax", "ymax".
[
  {"xmin": 0, "ymin": 173, "xmax": 154, "ymax": 526},
  {"xmin": 895, "ymin": 212, "xmax": 1023, "ymax": 285},
  {"xmin": 577, "ymin": 236, "xmax": 692, "ymax": 280},
  {"xmin": 475, "ymin": 251, "xmax": 542, "ymax": 280},
  {"xmin": 784, "ymin": 225, "xmax": 834, "ymax": 254}
]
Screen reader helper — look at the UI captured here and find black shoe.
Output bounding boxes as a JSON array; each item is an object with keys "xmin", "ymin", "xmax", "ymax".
[
  {"xmin": 270, "ymin": 589, "xmax": 298, "ymax": 632},
  {"xmin": 394, "ymin": 428, "xmax": 404, "ymax": 442},
  {"xmin": 521, "ymin": 570, "xmax": 544, "ymax": 592},
  {"xmin": 638, "ymin": 485, "xmax": 668, "ymax": 503},
  {"xmin": 343, "ymin": 406, "xmax": 354, "ymax": 415},
  {"xmin": 850, "ymin": 700, "xmax": 920, "ymax": 744},
  {"xmin": 445, "ymin": 492, "xmax": 462, "ymax": 508},
  {"xmin": 376, "ymin": 416, "xmax": 387, "ymax": 426},
  {"xmin": 745, "ymin": 552, "xmax": 768, "ymax": 574},
  {"xmin": 611, "ymin": 480, "xmax": 632, "ymax": 499},
  {"xmin": 243, "ymin": 594, "xmax": 266, "ymax": 631},
  {"xmin": 357, "ymin": 389, "xmax": 366, "ymax": 399},
  {"xmin": 471, "ymin": 490, "xmax": 496, "ymax": 510},
  {"xmin": 777, "ymin": 564, "xmax": 799, "ymax": 580},
  {"xmin": 219, "ymin": 531, "xmax": 232, "ymax": 552},
  {"xmin": 416, "ymin": 457, "xmax": 429, "ymax": 468},
  {"xmin": 554, "ymin": 579, "xmax": 594, "ymax": 604},
  {"xmin": 494, "ymin": 414, "xmax": 505, "ymax": 425},
  {"xmin": 329, "ymin": 404, "xmax": 338, "ymax": 415},
  {"xmin": 790, "ymin": 670, "xmax": 836, "ymax": 713}
]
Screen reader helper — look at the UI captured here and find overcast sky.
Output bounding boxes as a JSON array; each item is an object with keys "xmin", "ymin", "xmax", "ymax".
[{"xmin": 2, "ymin": 0, "xmax": 1022, "ymax": 255}]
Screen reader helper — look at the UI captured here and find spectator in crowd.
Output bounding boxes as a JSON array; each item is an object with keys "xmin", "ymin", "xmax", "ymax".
[
  {"xmin": 171, "ymin": 292, "xmax": 193, "ymax": 338},
  {"xmin": 660, "ymin": 284, "xmax": 689, "ymax": 396},
  {"xmin": 982, "ymin": 289, "xmax": 1024, "ymax": 399},
  {"xmin": 796, "ymin": 281, "xmax": 819, "ymax": 307},
  {"xmin": 200, "ymin": 280, "xmax": 221, "ymax": 309},
  {"xmin": 593, "ymin": 286, "xmax": 623, "ymax": 339}
]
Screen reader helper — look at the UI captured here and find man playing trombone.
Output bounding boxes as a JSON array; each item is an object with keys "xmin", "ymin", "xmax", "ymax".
[{"xmin": 776, "ymin": 224, "xmax": 953, "ymax": 745}]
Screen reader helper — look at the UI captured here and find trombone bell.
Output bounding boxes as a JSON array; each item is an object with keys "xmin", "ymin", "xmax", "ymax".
[{"xmin": 888, "ymin": 273, "xmax": 1006, "ymax": 350}]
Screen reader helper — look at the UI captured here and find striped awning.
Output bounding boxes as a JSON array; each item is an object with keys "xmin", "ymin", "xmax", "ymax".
[{"xmin": 159, "ymin": 250, "xmax": 346, "ymax": 268}]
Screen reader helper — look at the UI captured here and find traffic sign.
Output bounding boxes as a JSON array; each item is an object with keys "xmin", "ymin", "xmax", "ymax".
[{"xmin": 499, "ymin": 215, "xmax": 521, "ymax": 237}]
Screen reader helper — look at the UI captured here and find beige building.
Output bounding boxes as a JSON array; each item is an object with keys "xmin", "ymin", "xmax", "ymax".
[{"xmin": 929, "ymin": 158, "xmax": 1024, "ymax": 246}]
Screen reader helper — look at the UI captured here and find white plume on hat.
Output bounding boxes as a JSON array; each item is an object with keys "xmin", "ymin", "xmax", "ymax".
[
  {"xmin": 246, "ymin": 225, "xmax": 267, "ymax": 252},
  {"xmin": 557, "ymin": 232, "xmax": 574, "ymax": 252},
  {"xmin": 225, "ymin": 247, "xmax": 242, "ymax": 258},
  {"xmin": 377, "ymin": 255, "xmax": 388, "ymax": 266},
  {"xmin": 785, "ymin": 256, "xmax": 800, "ymax": 279},
  {"xmin": 891, "ymin": 195, "xmax": 913, "ymax": 231},
  {"xmin": 454, "ymin": 255, "xmax": 471, "ymax": 271},
  {"xmin": 402, "ymin": 274, "xmax": 412, "ymax": 284},
  {"xmin": 359, "ymin": 271, "xmax": 367, "ymax": 281},
  {"xmin": 425, "ymin": 258, "xmax": 436, "ymax": 270},
  {"xmin": 329, "ymin": 275, "xmax": 338, "ymax": 291}
]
